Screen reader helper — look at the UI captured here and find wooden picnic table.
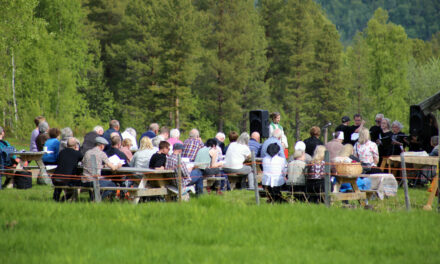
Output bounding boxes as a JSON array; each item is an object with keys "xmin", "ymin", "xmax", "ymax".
[
  {"xmin": 332, "ymin": 174, "xmax": 367, "ymax": 205},
  {"xmin": 385, "ymin": 155, "xmax": 439, "ymax": 211},
  {"xmin": 4, "ymin": 151, "xmax": 52, "ymax": 188}
]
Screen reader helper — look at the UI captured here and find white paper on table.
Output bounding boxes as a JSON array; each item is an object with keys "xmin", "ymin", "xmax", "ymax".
[
  {"xmin": 403, "ymin": 151, "xmax": 428, "ymax": 157},
  {"xmin": 186, "ymin": 163, "xmax": 195, "ymax": 170},
  {"xmin": 108, "ymin": 154, "xmax": 125, "ymax": 165}
]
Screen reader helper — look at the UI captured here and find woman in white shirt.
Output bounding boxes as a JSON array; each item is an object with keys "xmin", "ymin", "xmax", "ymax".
[
  {"xmin": 223, "ymin": 132, "xmax": 254, "ymax": 189},
  {"xmin": 263, "ymin": 143, "xmax": 287, "ymax": 203}
]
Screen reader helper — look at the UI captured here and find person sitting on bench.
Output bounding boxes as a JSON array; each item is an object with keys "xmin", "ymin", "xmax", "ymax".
[
  {"xmin": 52, "ymin": 137, "xmax": 83, "ymax": 201},
  {"xmin": 82, "ymin": 137, "xmax": 122, "ymax": 200}
]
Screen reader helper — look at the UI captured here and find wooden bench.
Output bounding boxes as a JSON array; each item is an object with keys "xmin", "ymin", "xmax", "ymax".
[{"xmin": 53, "ymin": 185, "xmax": 170, "ymax": 202}]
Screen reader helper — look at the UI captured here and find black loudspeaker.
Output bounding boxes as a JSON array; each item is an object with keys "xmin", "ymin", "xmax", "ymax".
[
  {"xmin": 249, "ymin": 110, "xmax": 270, "ymax": 138},
  {"xmin": 409, "ymin": 105, "xmax": 425, "ymax": 136},
  {"xmin": 410, "ymin": 105, "xmax": 438, "ymax": 152}
]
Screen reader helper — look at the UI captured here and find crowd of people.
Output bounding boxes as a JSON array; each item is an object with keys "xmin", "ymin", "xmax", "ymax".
[{"xmin": 0, "ymin": 112, "xmax": 438, "ymax": 203}]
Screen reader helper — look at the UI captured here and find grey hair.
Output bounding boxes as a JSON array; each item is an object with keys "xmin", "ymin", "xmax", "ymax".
[
  {"xmin": 382, "ymin": 118, "xmax": 391, "ymax": 130},
  {"xmin": 237, "ymin": 132, "xmax": 250, "ymax": 145},
  {"xmin": 170, "ymin": 128, "xmax": 180, "ymax": 139},
  {"xmin": 124, "ymin": 127, "xmax": 136, "ymax": 138},
  {"xmin": 38, "ymin": 121, "xmax": 49, "ymax": 133},
  {"xmin": 93, "ymin": 125, "xmax": 104, "ymax": 133},
  {"xmin": 152, "ymin": 136, "xmax": 161, "ymax": 147},
  {"xmin": 391, "ymin": 120, "xmax": 403, "ymax": 130},
  {"xmin": 375, "ymin": 113, "xmax": 384, "ymax": 120},
  {"xmin": 189, "ymin": 129, "xmax": 199, "ymax": 138},
  {"xmin": 61, "ymin": 127, "xmax": 73, "ymax": 140},
  {"xmin": 149, "ymin": 123, "xmax": 159, "ymax": 131},
  {"xmin": 215, "ymin": 132, "xmax": 225, "ymax": 140},
  {"xmin": 271, "ymin": 129, "xmax": 282, "ymax": 139}
]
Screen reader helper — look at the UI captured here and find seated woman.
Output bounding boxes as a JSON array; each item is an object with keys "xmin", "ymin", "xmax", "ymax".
[
  {"xmin": 194, "ymin": 138, "xmax": 225, "ymax": 193},
  {"xmin": 0, "ymin": 126, "xmax": 22, "ymax": 189},
  {"xmin": 42, "ymin": 128, "xmax": 61, "ymax": 165},
  {"xmin": 120, "ymin": 138, "xmax": 133, "ymax": 163},
  {"xmin": 306, "ymin": 145, "xmax": 327, "ymax": 203},
  {"xmin": 287, "ymin": 149, "xmax": 307, "ymax": 195},
  {"xmin": 354, "ymin": 128, "xmax": 380, "ymax": 174},
  {"xmin": 262, "ymin": 143, "xmax": 287, "ymax": 203},
  {"xmin": 223, "ymin": 132, "xmax": 253, "ymax": 189},
  {"xmin": 129, "ymin": 137, "xmax": 158, "ymax": 168}
]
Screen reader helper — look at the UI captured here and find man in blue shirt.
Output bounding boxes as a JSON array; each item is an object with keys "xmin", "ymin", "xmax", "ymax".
[
  {"xmin": 248, "ymin": 132, "xmax": 262, "ymax": 157},
  {"xmin": 260, "ymin": 129, "xmax": 285, "ymax": 158},
  {"xmin": 139, "ymin": 123, "xmax": 159, "ymax": 143}
]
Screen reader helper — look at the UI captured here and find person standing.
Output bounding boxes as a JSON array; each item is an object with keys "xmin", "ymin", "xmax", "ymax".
[
  {"xmin": 370, "ymin": 113, "xmax": 384, "ymax": 142},
  {"xmin": 335, "ymin": 116, "xmax": 351, "ymax": 145},
  {"xmin": 269, "ymin": 112, "xmax": 288, "ymax": 149}
]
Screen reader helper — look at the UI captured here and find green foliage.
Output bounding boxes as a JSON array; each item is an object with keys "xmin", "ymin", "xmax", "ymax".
[
  {"xmin": 365, "ymin": 8, "xmax": 410, "ymax": 124},
  {"xmin": 344, "ymin": 9, "xmax": 411, "ymax": 127},
  {"xmin": 407, "ymin": 57, "xmax": 440, "ymax": 105}
]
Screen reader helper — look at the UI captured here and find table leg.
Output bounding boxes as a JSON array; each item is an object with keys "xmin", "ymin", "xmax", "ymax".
[
  {"xmin": 423, "ymin": 175, "xmax": 438, "ymax": 211},
  {"xmin": 5, "ymin": 161, "xmax": 25, "ymax": 189},
  {"xmin": 35, "ymin": 159, "xmax": 52, "ymax": 185},
  {"xmin": 133, "ymin": 176, "xmax": 146, "ymax": 204}
]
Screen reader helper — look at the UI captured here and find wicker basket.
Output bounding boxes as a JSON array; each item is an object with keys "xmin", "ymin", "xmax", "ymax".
[{"xmin": 335, "ymin": 163, "xmax": 363, "ymax": 176}]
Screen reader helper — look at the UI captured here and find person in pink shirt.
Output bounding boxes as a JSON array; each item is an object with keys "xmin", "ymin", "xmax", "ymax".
[{"xmin": 167, "ymin": 128, "xmax": 183, "ymax": 146}]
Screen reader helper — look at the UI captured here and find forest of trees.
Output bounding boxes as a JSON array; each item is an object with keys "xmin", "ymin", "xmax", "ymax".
[{"xmin": 0, "ymin": 0, "xmax": 439, "ymax": 148}]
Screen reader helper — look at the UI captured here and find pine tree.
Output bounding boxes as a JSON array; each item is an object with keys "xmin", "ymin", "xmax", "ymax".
[{"xmin": 194, "ymin": 0, "xmax": 268, "ymax": 132}]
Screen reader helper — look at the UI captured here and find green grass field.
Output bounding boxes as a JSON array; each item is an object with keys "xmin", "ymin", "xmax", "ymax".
[{"xmin": 1, "ymin": 181, "xmax": 439, "ymax": 264}]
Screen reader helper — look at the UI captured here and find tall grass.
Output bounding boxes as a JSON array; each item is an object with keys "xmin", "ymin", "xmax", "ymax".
[{"xmin": 0, "ymin": 183, "xmax": 439, "ymax": 263}]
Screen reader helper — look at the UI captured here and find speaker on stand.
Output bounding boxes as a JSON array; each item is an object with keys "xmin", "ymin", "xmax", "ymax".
[{"xmin": 249, "ymin": 110, "xmax": 270, "ymax": 139}]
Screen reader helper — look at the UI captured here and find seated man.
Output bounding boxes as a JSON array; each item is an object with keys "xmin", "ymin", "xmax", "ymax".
[
  {"xmin": 166, "ymin": 143, "xmax": 204, "ymax": 195},
  {"xmin": 149, "ymin": 141, "xmax": 170, "ymax": 169},
  {"xmin": 52, "ymin": 137, "xmax": 83, "ymax": 201},
  {"xmin": 104, "ymin": 135, "xmax": 129, "ymax": 166},
  {"xmin": 182, "ymin": 129, "xmax": 204, "ymax": 161},
  {"xmin": 82, "ymin": 137, "xmax": 122, "ymax": 200},
  {"xmin": 260, "ymin": 129, "xmax": 285, "ymax": 159},
  {"xmin": 81, "ymin": 126, "xmax": 104, "ymax": 155}
]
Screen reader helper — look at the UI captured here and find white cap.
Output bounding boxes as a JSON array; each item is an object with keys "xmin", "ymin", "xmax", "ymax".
[{"xmin": 294, "ymin": 141, "xmax": 306, "ymax": 152}]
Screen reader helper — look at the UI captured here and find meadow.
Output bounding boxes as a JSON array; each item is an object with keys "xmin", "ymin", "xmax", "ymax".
[{"xmin": 1, "ymin": 180, "xmax": 439, "ymax": 264}]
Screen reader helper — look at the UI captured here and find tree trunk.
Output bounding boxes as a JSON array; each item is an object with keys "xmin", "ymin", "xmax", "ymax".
[
  {"xmin": 175, "ymin": 97, "xmax": 180, "ymax": 129},
  {"xmin": 12, "ymin": 51, "xmax": 18, "ymax": 123},
  {"xmin": 295, "ymin": 108, "xmax": 301, "ymax": 141}
]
